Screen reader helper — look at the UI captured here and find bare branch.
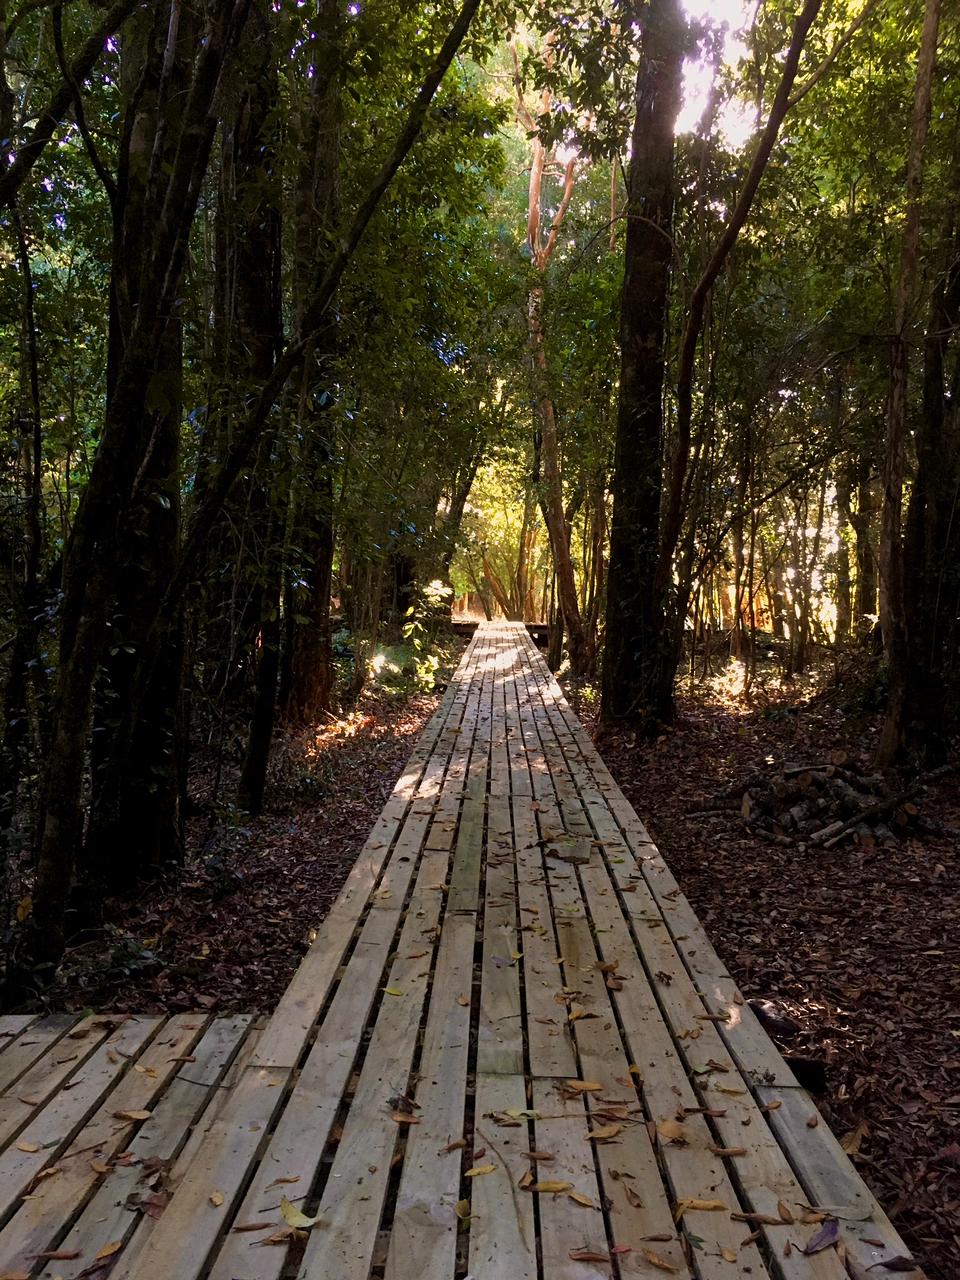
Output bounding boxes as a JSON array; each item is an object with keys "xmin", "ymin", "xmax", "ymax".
[{"xmin": 0, "ymin": 0, "xmax": 138, "ymax": 206}]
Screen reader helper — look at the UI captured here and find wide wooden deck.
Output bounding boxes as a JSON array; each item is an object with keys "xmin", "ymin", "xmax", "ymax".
[{"xmin": 0, "ymin": 623, "xmax": 922, "ymax": 1279}]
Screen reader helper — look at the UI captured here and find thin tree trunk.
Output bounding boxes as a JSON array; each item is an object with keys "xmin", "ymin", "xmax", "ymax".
[
  {"xmin": 878, "ymin": 0, "xmax": 943, "ymax": 763},
  {"xmin": 601, "ymin": 0, "xmax": 683, "ymax": 725}
]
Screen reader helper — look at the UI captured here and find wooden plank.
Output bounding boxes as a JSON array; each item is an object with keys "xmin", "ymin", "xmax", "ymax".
[
  {"xmin": 531, "ymin": 1078, "xmax": 609, "ymax": 1280},
  {"xmin": 37, "ymin": 1015, "xmax": 254, "ymax": 1280},
  {"xmin": 0, "ymin": 1015, "xmax": 78, "ymax": 1098},
  {"xmin": 758, "ymin": 1084, "xmax": 922, "ymax": 1272},
  {"xmin": 518, "ymin": 634, "xmax": 853, "ymax": 1278},
  {"xmin": 0, "ymin": 1016, "xmax": 162, "ymax": 1226},
  {"xmin": 477, "ymin": 790, "xmax": 523, "ymax": 1072},
  {"xmin": 0, "ymin": 1016, "xmax": 40, "ymax": 1048},
  {"xmin": 119, "ymin": 1059, "xmax": 289, "ymax": 1280},
  {"xmin": 552, "ymin": 914, "xmax": 691, "ymax": 1279},
  {"xmin": 295, "ymin": 844, "xmax": 454, "ymax": 1280},
  {"xmin": 383, "ymin": 913, "xmax": 474, "ymax": 1280},
  {"xmin": 207, "ymin": 640, "xmax": 490, "ymax": 1280},
  {"xmin": 468, "ymin": 1073, "xmax": 536, "ymax": 1280},
  {"xmin": 0, "ymin": 1014, "xmax": 208, "ymax": 1276},
  {"xmin": 109, "ymin": 1018, "xmax": 265, "ymax": 1280},
  {"xmin": 202, "ymin": 910, "xmax": 402, "ymax": 1280},
  {"xmin": 0, "ymin": 1015, "xmax": 118, "ymax": 1150},
  {"xmin": 513, "ymin": 650, "xmax": 769, "ymax": 1280},
  {"xmin": 253, "ymin": 633, "xmax": 482, "ymax": 1071}
]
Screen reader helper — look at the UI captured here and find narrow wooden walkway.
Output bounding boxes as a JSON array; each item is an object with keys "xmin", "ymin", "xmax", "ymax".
[{"xmin": 0, "ymin": 624, "xmax": 922, "ymax": 1279}]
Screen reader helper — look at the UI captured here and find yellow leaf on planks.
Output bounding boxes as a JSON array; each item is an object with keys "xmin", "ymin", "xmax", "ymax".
[
  {"xmin": 563, "ymin": 1080, "xmax": 601, "ymax": 1093},
  {"xmin": 280, "ymin": 1195, "xmax": 323, "ymax": 1229},
  {"xmin": 465, "ymin": 1164, "xmax": 495, "ymax": 1177},
  {"xmin": 674, "ymin": 1197, "xmax": 726, "ymax": 1219},
  {"xmin": 656, "ymin": 1119, "xmax": 688, "ymax": 1145},
  {"xmin": 641, "ymin": 1250, "xmax": 678, "ymax": 1274},
  {"xmin": 529, "ymin": 1180, "xmax": 573, "ymax": 1194},
  {"xmin": 567, "ymin": 1191, "xmax": 595, "ymax": 1207},
  {"xmin": 585, "ymin": 1124, "xmax": 621, "ymax": 1142},
  {"xmin": 95, "ymin": 1241, "xmax": 124, "ymax": 1261}
]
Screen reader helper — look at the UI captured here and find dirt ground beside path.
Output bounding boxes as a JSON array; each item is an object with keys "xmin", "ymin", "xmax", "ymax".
[
  {"xmin": 579, "ymin": 683, "xmax": 960, "ymax": 1280},
  {"xmin": 56, "ymin": 684, "xmax": 447, "ymax": 1015}
]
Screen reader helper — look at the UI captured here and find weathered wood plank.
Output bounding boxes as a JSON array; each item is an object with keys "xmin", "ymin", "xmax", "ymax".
[
  {"xmin": 0, "ymin": 1015, "xmax": 78, "ymax": 1098},
  {"xmin": 0, "ymin": 1014, "xmax": 209, "ymax": 1277},
  {"xmin": 39, "ymin": 1015, "xmax": 254, "ymax": 1280},
  {"xmin": 383, "ymin": 913, "xmax": 474, "ymax": 1280},
  {"xmin": 0, "ymin": 1016, "xmax": 162, "ymax": 1227},
  {"xmin": 468, "ymin": 1074, "xmax": 536, "ymax": 1280}
]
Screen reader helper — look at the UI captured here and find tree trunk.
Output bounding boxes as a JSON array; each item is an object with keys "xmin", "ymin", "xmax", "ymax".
[
  {"xmin": 834, "ymin": 456, "xmax": 854, "ymax": 641},
  {"xmin": 27, "ymin": 0, "xmax": 247, "ymax": 972},
  {"xmin": 287, "ymin": 0, "xmax": 341, "ymax": 724},
  {"xmin": 878, "ymin": 0, "xmax": 942, "ymax": 764},
  {"xmin": 84, "ymin": 0, "xmax": 199, "ymax": 889},
  {"xmin": 852, "ymin": 462, "xmax": 879, "ymax": 637},
  {"xmin": 528, "ymin": 284, "xmax": 589, "ymax": 674},
  {"xmin": 888, "ymin": 103, "xmax": 960, "ymax": 764},
  {"xmin": 601, "ymin": 0, "xmax": 683, "ymax": 725}
]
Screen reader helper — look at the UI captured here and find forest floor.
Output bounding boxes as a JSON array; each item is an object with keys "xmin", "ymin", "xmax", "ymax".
[
  {"xmin": 52, "ymin": 640, "xmax": 958, "ymax": 1278},
  {"xmin": 56, "ymin": 647, "xmax": 463, "ymax": 1015},
  {"xmin": 572, "ymin": 660, "xmax": 959, "ymax": 1280}
]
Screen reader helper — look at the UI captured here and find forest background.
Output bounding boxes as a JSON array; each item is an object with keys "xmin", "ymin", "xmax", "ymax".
[
  {"xmin": 0, "ymin": 6, "xmax": 958, "ymax": 1255},
  {"xmin": 2, "ymin": 0, "xmax": 959, "ymax": 1267}
]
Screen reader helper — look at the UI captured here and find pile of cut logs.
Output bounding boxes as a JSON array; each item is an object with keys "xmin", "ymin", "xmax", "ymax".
[{"xmin": 706, "ymin": 755, "xmax": 954, "ymax": 848}]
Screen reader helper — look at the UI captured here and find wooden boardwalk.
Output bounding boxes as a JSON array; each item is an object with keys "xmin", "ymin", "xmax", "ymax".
[{"xmin": 0, "ymin": 623, "xmax": 922, "ymax": 1279}]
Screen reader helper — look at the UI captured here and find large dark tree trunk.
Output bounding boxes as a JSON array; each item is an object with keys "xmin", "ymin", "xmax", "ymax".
[
  {"xmin": 204, "ymin": 0, "xmax": 284, "ymax": 812},
  {"xmin": 85, "ymin": 1, "xmax": 199, "ymax": 889},
  {"xmin": 603, "ymin": 0, "xmax": 821, "ymax": 726},
  {"xmin": 885, "ymin": 107, "xmax": 960, "ymax": 764},
  {"xmin": 601, "ymin": 0, "xmax": 683, "ymax": 725},
  {"xmin": 25, "ymin": 0, "xmax": 247, "ymax": 975},
  {"xmin": 878, "ymin": 0, "xmax": 942, "ymax": 764},
  {"xmin": 287, "ymin": 0, "xmax": 340, "ymax": 724}
]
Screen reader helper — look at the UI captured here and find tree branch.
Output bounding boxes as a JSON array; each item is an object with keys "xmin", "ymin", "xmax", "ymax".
[
  {"xmin": 658, "ymin": 0, "xmax": 824, "ymax": 583},
  {"xmin": 787, "ymin": 0, "xmax": 883, "ymax": 109},
  {"xmin": 0, "ymin": 0, "xmax": 138, "ymax": 206},
  {"xmin": 51, "ymin": 2, "xmax": 117, "ymax": 209}
]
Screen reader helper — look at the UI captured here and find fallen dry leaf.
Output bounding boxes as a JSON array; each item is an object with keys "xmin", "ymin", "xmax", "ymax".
[
  {"xmin": 641, "ymin": 1248, "xmax": 678, "ymax": 1273},
  {"xmin": 210, "ymin": 1191, "xmax": 225, "ymax": 1207},
  {"xmin": 656, "ymin": 1119, "xmax": 688, "ymax": 1145},
  {"xmin": 841, "ymin": 1120, "xmax": 869, "ymax": 1155},
  {"xmin": 280, "ymin": 1195, "xmax": 322, "ymax": 1229},
  {"xmin": 465, "ymin": 1164, "xmax": 495, "ymax": 1177},
  {"xmin": 585, "ymin": 1123, "xmax": 622, "ymax": 1142},
  {"xmin": 568, "ymin": 1191, "xmax": 595, "ymax": 1207},
  {"xmin": 674, "ymin": 1197, "xmax": 726, "ymax": 1219}
]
